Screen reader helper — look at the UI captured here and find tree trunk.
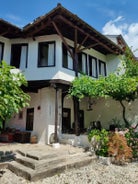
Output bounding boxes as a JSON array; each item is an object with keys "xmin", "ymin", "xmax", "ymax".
[
  {"xmin": 134, "ymin": 123, "xmax": 138, "ymax": 129},
  {"xmin": 119, "ymin": 100, "xmax": 130, "ymax": 128}
]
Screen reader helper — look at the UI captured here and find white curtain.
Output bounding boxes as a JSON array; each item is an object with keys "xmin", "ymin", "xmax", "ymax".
[
  {"xmin": 20, "ymin": 45, "xmax": 27, "ymax": 70},
  {"xmin": 82, "ymin": 54, "xmax": 86, "ymax": 73},
  {"xmin": 48, "ymin": 43, "xmax": 54, "ymax": 66},
  {"xmin": 100, "ymin": 62, "xmax": 106, "ymax": 76},
  {"xmin": 92, "ymin": 58, "xmax": 97, "ymax": 77},
  {"xmin": 67, "ymin": 49, "xmax": 73, "ymax": 69}
]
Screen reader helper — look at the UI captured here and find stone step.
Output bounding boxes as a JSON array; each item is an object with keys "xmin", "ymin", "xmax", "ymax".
[
  {"xmin": 15, "ymin": 154, "xmax": 66, "ymax": 170},
  {"xmin": 9, "ymin": 154, "xmax": 95, "ymax": 181},
  {"xmin": 33, "ymin": 155, "xmax": 96, "ymax": 181},
  {"xmin": 16, "ymin": 150, "xmax": 58, "ymax": 160},
  {"xmin": 8, "ymin": 161, "xmax": 34, "ymax": 181},
  {"xmin": 16, "ymin": 151, "xmax": 87, "ymax": 170}
]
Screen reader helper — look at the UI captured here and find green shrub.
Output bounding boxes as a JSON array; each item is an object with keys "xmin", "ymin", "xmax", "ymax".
[
  {"xmin": 125, "ymin": 127, "xmax": 138, "ymax": 158},
  {"xmin": 88, "ymin": 129, "xmax": 109, "ymax": 157},
  {"xmin": 108, "ymin": 132, "xmax": 132, "ymax": 164}
]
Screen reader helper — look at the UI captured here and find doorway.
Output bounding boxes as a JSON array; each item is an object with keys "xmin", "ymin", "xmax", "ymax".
[
  {"xmin": 62, "ymin": 108, "xmax": 71, "ymax": 133},
  {"xmin": 26, "ymin": 108, "xmax": 34, "ymax": 131}
]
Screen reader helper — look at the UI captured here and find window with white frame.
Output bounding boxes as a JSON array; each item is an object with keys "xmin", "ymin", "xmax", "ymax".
[
  {"xmin": 11, "ymin": 44, "xmax": 28, "ymax": 69},
  {"xmin": 0, "ymin": 42, "xmax": 4, "ymax": 62},
  {"xmin": 62, "ymin": 44, "xmax": 74, "ymax": 70},
  {"xmin": 98, "ymin": 60, "xmax": 107, "ymax": 76},
  {"xmin": 78, "ymin": 53, "xmax": 87, "ymax": 74},
  {"xmin": 38, "ymin": 42, "xmax": 55, "ymax": 67},
  {"xmin": 88, "ymin": 56, "xmax": 98, "ymax": 78}
]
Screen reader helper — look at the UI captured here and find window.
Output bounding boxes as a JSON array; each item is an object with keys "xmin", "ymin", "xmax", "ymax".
[
  {"xmin": 88, "ymin": 56, "xmax": 98, "ymax": 78},
  {"xmin": 38, "ymin": 42, "xmax": 55, "ymax": 67},
  {"xmin": 0, "ymin": 42, "xmax": 4, "ymax": 62},
  {"xmin": 62, "ymin": 44, "xmax": 74, "ymax": 70},
  {"xmin": 99, "ymin": 60, "xmax": 107, "ymax": 76},
  {"xmin": 11, "ymin": 44, "xmax": 28, "ymax": 69},
  {"xmin": 26, "ymin": 108, "xmax": 34, "ymax": 131},
  {"xmin": 78, "ymin": 53, "xmax": 87, "ymax": 74}
]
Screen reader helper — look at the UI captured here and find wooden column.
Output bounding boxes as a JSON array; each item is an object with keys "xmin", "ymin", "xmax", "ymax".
[
  {"xmin": 54, "ymin": 85, "xmax": 59, "ymax": 143},
  {"xmin": 73, "ymin": 96, "xmax": 80, "ymax": 136},
  {"xmin": 73, "ymin": 50, "xmax": 80, "ymax": 135}
]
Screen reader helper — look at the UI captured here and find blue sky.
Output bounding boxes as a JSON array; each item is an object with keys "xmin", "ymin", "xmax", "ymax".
[{"xmin": 1, "ymin": 0, "xmax": 138, "ymax": 55}]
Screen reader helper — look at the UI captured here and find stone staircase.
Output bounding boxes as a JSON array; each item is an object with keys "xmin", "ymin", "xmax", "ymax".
[{"xmin": 8, "ymin": 146, "xmax": 95, "ymax": 181}]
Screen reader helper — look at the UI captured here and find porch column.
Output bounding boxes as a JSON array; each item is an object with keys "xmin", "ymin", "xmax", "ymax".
[
  {"xmin": 73, "ymin": 96, "xmax": 80, "ymax": 136},
  {"xmin": 73, "ymin": 51, "xmax": 80, "ymax": 136},
  {"xmin": 54, "ymin": 85, "xmax": 59, "ymax": 143}
]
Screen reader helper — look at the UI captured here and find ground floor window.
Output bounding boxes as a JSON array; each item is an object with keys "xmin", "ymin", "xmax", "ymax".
[{"xmin": 26, "ymin": 108, "xmax": 34, "ymax": 131}]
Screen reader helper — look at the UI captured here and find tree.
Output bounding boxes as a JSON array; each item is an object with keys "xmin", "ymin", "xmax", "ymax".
[
  {"xmin": 69, "ymin": 49, "xmax": 138, "ymax": 128},
  {"xmin": 0, "ymin": 61, "xmax": 30, "ymax": 127}
]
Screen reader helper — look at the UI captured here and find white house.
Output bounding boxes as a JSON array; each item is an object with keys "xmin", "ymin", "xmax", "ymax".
[{"xmin": 0, "ymin": 4, "xmax": 137, "ymax": 146}]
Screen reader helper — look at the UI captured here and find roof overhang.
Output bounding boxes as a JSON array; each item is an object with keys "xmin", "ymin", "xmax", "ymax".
[
  {"xmin": 0, "ymin": 4, "xmax": 123, "ymax": 55},
  {"xmin": 23, "ymin": 4, "xmax": 123, "ymax": 55},
  {"xmin": 0, "ymin": 19, "xmax": 22, "ymax": 38},
  {"xmin": 23, "ymin": 79, "xmax": 71, "ymax": 93}
]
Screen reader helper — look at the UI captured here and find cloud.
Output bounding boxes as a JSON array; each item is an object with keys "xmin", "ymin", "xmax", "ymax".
[
  {"xmin": 113, "ymin": 16, "xmax": 124, "ymax": 23},
  {"xmin": 6, "ymin": 14, "xmax": 21, "ymax": 22},
  {"xmin": 5, "ymin": 14, "xmax": 24, "ymax": 28},
  {"xmin": 102, "ymin": 17, "xmax": 138, "ymax": 56},
  {"xmin": 85, "ymin": 2, "xmax": 116, "ymax": 18}
]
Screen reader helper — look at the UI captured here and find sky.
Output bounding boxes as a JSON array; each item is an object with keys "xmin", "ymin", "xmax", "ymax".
[{"xmin": 1, "ymin": 0, "xmax": 138, "ymax": 56}]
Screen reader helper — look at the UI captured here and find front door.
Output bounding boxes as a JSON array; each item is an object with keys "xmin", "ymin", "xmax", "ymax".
[
  {"xmin": 26, "ymin": 108, "xmax": 34, "ymax": 131},
  {"xmin": 79, "ymin": 110, "xmax": 84, "ymax": 131},
  {"xmin": 62, "ymin": 108, "xmax": 71, "ymax": 133}
]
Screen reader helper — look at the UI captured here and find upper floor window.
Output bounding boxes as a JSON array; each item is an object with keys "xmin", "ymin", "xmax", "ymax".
[
  {"xmin": 99, "ymin": 60, "xmax": 107, "ymax": 76},
  {"xmin": 38, "ymin": 42, "xmax": 55, "ymax": 67},
  {"xmin": 88, "ymin": 56, "xmax": 98, "ymax": 78},
  {"xmin": 78, "ymin": 53, "xmax": 87, "ymax": 74},
  {"xmin": 11, "ymin": 44, "xmax": 28, "ymax": 69},
  {"xmin": 62, "ymin": 44, "xmax": 74, "ymax": 70},
  {"xmin": 0, "ymin": 42, "xmax": 4, "ymax": 62}
]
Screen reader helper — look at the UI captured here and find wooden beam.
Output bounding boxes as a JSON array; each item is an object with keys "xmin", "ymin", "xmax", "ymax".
[
  {"xmin": 56, "ymin": 15, "xmax": 120, "ymax": 54},
  {"xmin": 77, "ymin": 43, "xmax": 99, "ymax": 53},
  {"xmin": 0, "ymin": 30, "xmax": 9, "ymax": 36},
  {"xmin": 52, "ymin": 21, "xmax": 75, "ymax": 60},
  {"xmin": 25, "ymin": 19, "xmax": 51, "ymax": 37},
  {"xmin": 74, "ymin": 27, "xmax": 78, "ymax": 53},
  {"xmin": 77, "ymin": 34, "xmax": 89, "ymax": 52}
]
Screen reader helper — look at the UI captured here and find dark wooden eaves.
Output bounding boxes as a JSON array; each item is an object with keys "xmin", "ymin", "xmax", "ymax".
[
  {"xmin": 0, "ymin": 19, "xmax": 22, "ymax": 38},
  {"xmin": 23, "ymin": 4, "xmax": 123, "ymax": 55}
]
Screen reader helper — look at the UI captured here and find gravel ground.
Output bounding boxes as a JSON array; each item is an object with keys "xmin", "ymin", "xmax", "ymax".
[
  {"xmin": 0, "ymin": 143, "xmax": 138, "ymax": 184},
  {"xmin": 0, "ymin": 160, "xmax": 138, "ymax": 184}
]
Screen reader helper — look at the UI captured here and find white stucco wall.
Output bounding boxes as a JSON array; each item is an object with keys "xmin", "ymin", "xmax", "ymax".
[
  {"xmin": 63, "ymin": 96, "xmax": 138, "ymax": 130},
  {"xmin": 0, "ymin": 36, "xmax": 11, "ymax": 63},
  {"xmin": 8, "ymin": 87, "xmax": 62, "ymax": 144},
  {"xmin": 0, "ymin": 34, "xmax": 124, "ymax": 83},
  {"xmin": 106, "ymin": 54, "xmax": 122, "ymax": 74},
  {"xmin": 6, "ymin": 108, "xmax": 27, "ymax": 131}
]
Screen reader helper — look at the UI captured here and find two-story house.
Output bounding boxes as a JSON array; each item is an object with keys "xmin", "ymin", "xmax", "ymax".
[{"xmin": 0, "ymin": 4, "xmax": 137, "ymax": 146}]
